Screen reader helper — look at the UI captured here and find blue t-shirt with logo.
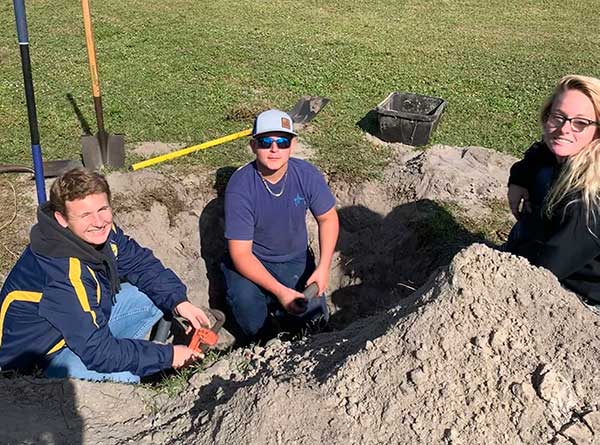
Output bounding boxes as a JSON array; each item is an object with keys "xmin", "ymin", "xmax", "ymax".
[{"xmin": 224, "ymin": 158, "xmax": 336, "ymax": 262}]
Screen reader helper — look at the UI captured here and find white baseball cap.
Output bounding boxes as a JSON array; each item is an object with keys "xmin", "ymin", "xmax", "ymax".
[{"xmin": 252, "ymin": 109, "xmax": 297, "ymax": 137}]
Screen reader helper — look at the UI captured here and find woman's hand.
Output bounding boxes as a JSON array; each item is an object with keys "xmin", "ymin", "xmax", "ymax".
[{"xmin": 508, "ymin": 184, "xmax": 531, "ymax": 219}]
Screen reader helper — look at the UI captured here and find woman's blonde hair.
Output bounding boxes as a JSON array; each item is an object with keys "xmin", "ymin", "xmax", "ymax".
[{"xmin": 543, "ymin": 75, "xmax": 600, "ymax": 222}]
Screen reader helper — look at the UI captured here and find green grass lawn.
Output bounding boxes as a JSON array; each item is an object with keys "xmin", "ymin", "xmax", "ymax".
[{"xmin": 0, "ymin": 0, "xmax": 597, "ymax": 180}]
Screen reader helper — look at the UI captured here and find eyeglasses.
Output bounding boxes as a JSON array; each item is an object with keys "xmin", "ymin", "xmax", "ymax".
[
  {"xmin": 255, "ymin": 136, "xmax": 292, "ymax": 149},
  {"xmin": 547, "ymin": 113, "xmax": 600, "ymax": 133}
]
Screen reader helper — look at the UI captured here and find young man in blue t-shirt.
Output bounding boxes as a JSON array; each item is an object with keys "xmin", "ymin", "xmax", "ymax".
[{"xmin": 222, "ymin": 109, "xmax": 339, "ymax": 342}]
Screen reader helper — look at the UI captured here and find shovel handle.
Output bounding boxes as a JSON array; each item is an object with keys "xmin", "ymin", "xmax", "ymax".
[
  {"xmin": 130, "ymin": 97, "xmax": 330, "ymax": 171},
  {"xmin": 0, "ymin": 164, "xmax": 33, "ymax": 174},
  {"xmin": 131, "ymin": 128, "xmax": 252, "ymax": 170},
  {"xmin": 81, "ymin": 0, "xmax": 106, "ymax": 134},
  {"xmin": 13, "ymin": 0, "xmax": 47, "ymax": 203},
  {"xmin": 81, "ymin": 0, "xmax": 100, "ymax": 98}
]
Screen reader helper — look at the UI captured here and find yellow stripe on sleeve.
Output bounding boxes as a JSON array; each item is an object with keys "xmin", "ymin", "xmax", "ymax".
[
  {"xmin": 69, "ymin": 258, "xmax": 99, "ymax": 328},
  {"xmin": 87, "ymin": 267, "xmax": 101, "ymax": 304},
  {"xmin": 0, "ymin": 291, "xmax": 42, "ymax": 346},
  {"xmin": 46, "ymin": 339, "xmax": 66, "ymax": 355}
]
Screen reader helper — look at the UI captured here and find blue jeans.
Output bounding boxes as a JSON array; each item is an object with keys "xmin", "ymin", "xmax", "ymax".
[
  {"xmin": 45, "ymin": 283, "xmax": 163, "ymax": 383},
  {"xmin": 221, "ymin": 253, "xmax": 329, "ymax": 342}
]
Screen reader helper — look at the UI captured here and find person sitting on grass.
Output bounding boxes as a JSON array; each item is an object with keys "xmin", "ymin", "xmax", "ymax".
[
  {"xmin": 221, "ymin": 109, "xmax": 339, "ymax": 343},
  {"xmin": 506, "ymin": 74, "xmax": 600, "ymax": 305},
  {"xmin": 0, "ymin": 168, "xmax": 210, "ymax": 383}
]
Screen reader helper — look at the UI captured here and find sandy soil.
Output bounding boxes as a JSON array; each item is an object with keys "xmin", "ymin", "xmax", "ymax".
[{"xmin": 4, "ymin": 143, "xmax": 596, "ymax": 444}]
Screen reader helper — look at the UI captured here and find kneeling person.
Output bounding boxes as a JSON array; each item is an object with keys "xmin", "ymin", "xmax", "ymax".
[
  {"xmin": 222, "ymin": 109, "xmax": 339, "ymax": 342},
  {"xmin": 0, "ymin": 168, "xmax": 209, "ymax": 382}
]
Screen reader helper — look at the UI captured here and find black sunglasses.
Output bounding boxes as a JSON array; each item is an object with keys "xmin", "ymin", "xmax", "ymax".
[{"xmin": 255, "ymin": 136, "xmax": 292, "ymax": 149}]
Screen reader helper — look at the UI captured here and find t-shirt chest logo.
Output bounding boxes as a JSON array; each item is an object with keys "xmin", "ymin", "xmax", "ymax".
[{"xmin": 293, "ymin": 194, "xmax": 306, "ymax": 207}]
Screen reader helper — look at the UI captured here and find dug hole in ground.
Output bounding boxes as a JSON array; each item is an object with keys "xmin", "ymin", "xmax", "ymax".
[{"xmin": 1, "ymin": 142, "xmax": 599, "ymax": 445}]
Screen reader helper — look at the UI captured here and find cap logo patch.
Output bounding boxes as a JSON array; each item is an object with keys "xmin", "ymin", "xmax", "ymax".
[{"xmin": 281, "ymin": 117, "xmax": 291, "ymax": 130}]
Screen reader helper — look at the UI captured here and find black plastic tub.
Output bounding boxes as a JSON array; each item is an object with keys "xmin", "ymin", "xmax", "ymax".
[{"xmin": 375, "ymin": 92, "xmax": 447, "ymax": 145}]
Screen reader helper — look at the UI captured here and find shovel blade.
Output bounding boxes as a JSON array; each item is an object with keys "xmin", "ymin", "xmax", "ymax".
[
  {"xmin": 288, "ymin": 95, "xmax": 330, "ymax": 124},
  {"xmin": 42, "ymin": 159, "xmax": 83, "ymax": 177},
  {"xmin": 81, "ymin": 133, "xmax": 125, "ymax": 170},
  {"xmin": 81, "ymin": 134, "xmax": 104, "ymax": 170},
  {"xmin": 0, "ymin": 159, "xmax": 82, "ymax": 178},
  {"xmin": 104, "ymin": 134, "xmax": 125, "ymax": 168}
]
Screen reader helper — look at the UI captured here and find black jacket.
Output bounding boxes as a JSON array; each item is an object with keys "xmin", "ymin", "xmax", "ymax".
[{"xmin": 508, "ymin": 142, "xmax": 600, "ymax": 303}]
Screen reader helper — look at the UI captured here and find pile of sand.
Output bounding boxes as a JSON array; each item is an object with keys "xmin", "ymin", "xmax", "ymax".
[{"xmin": 130, "ymin": 244, "xmax": 600, "ymax": 444}]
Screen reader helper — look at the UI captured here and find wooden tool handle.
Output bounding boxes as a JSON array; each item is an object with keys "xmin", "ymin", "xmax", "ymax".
[{"xmin": 81, "ymin": 0, "xmax": 100, "ymax": 98}]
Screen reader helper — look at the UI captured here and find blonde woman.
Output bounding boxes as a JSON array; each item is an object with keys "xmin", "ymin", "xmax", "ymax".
[{"xmin": 506, "ymin": 75, "xmax": 600, "ymax": 303}]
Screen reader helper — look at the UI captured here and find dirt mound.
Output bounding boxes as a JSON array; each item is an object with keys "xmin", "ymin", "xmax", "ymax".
[
  {"xmin": 381, "ymin": 143, "xmax": 514, "ymax": 219},
  {"xmin": 135, "ymin": 244, "xmax": 600, "ymax": 445},
  {"xmin": 107, "ymin": 168, "xmax": 218, "ymax": 307},
  {"xmin": 4, "ymin": 245, "xmax": 600, "ymax": 444}
]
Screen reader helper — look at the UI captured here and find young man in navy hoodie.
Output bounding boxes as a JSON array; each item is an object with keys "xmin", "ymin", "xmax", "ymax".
[
  {"xmin": 0, "ymin": 168, "xmax": 209, "ymax": 382},
  {"xmin": 222, "ymin": 109, "xmax": 339, "ymax": 343}
]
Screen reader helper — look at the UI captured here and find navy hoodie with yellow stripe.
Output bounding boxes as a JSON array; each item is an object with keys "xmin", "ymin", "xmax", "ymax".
[{"xmin": 0, "ymin": 202, "xmax": 186, "ymax": 376}]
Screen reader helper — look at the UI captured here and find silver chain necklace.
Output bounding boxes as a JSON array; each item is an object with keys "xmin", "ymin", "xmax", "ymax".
[{"xmin": 259, "ymin": 170, "xmax": 288, "ymax": 197}]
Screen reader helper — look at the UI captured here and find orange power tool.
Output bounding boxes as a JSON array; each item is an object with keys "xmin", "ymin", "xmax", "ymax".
[{"xmin": 174, "ymin": 309, "xmax": 225, "ymax": 353}]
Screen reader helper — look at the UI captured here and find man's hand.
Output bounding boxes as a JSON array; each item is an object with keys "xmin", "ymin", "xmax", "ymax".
[
  {"xmin": 507, "ymin": 184, "xmax": 531, "ymax": 220},
  {"xmin": 306, "ymin": 265, "xmax": 329, "ymax": 296},
  {"xmin": 276, "ymin": 287, "xmax": 306, "ymax": 315},
  {"xmin": 174, "ymin": 301, "xmax": 211, "ymax": 330},
  {"xmin": 172, "ymin": 345, "xmax": 203, "ymax": 368}
]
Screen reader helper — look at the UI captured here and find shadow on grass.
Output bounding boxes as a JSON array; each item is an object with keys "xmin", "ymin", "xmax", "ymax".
[
  {"xmin": 356, "ymin": 108, "xmax": 381, "ymax": 139},
  {"xmin": 66, "ymin": 93, "xmax": 92, "ymax": 136}
]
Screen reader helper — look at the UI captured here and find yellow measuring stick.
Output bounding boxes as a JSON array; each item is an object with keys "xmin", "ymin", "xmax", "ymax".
[{"xmin": 131, "ymin": 128, "xmax": 253, "ymax": 171}]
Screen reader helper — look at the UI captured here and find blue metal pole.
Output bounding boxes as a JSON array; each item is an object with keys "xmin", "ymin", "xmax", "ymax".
[{"xmin": 13, "ymin": 0, "xmax": 47, "ymax": 204}]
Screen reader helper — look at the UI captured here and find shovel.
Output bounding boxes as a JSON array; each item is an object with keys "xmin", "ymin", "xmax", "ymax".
[
  {"xmin": 80, "ymin": 0, "xmax": 125, "ymax": 170},
  {"xmin": 131, "ymin": 95, "xmax": 330, "ymax": 171},
  {"xmin": 0, "ymin": 160, "xmax": 83, "ymax": 177},
  {"xmin": 12, "ymin": 1, "xmax": 83, "ymax": 202}
]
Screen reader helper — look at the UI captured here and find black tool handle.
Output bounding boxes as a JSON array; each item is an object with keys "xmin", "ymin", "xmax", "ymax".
[
  {"xmin": 293, "ymin": 283, "xmax": 320, "ymax": 312},
  {"xmin": 152, "ymin": 317, "xmax": 172, "ymax": 343},
  {"xmin": 303, "ymin": 282, "xmax": 319, "ymax": 300},
  {"xmin": 13, "ymin": 0, "xmax": 46, "ymax": 204}
]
